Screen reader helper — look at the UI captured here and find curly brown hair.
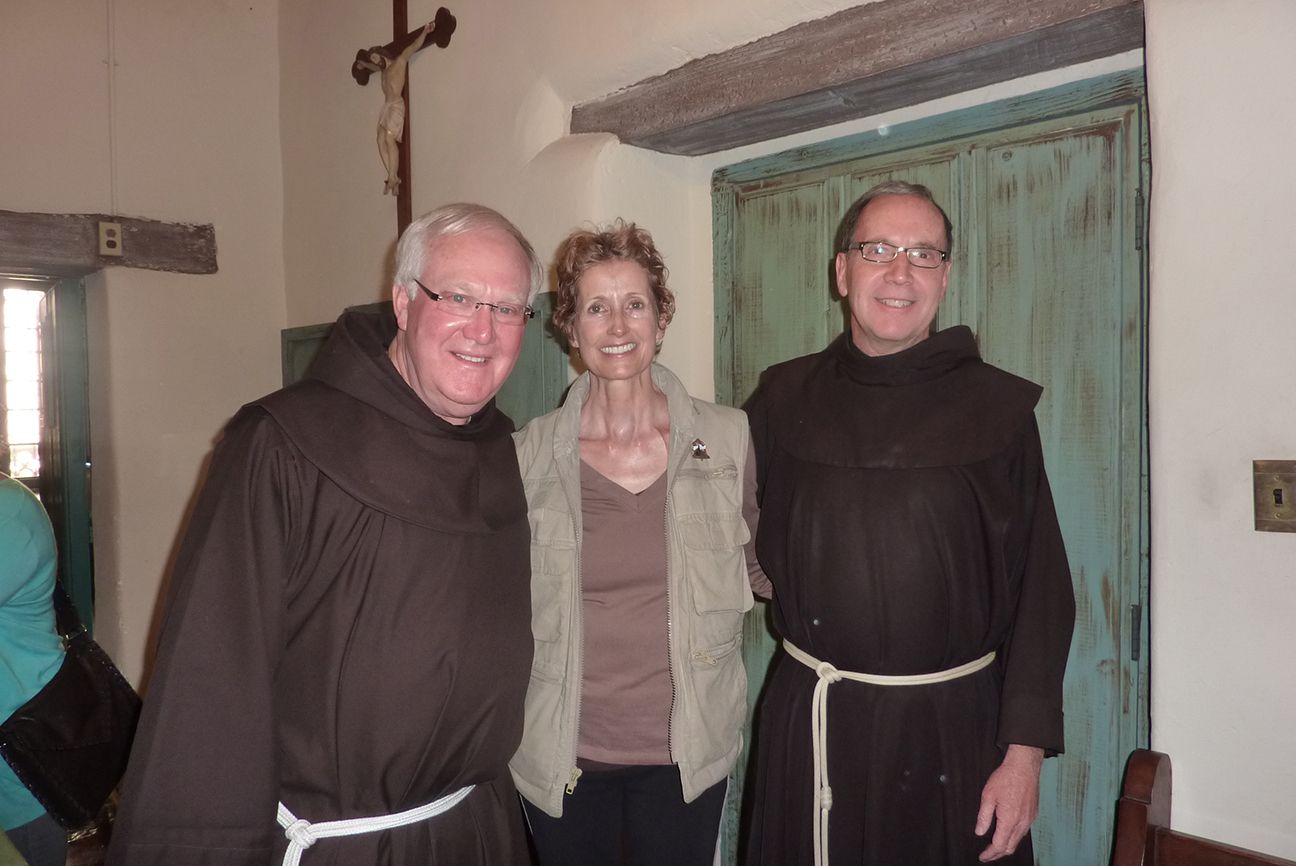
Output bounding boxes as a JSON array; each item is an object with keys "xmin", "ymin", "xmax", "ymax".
[{"xmin": 551, "ymin": 220, "xmax": 675, "ymax": 342}]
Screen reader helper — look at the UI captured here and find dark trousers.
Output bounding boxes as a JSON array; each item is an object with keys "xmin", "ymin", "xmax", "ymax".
[
  {"xmin": 523, "ymin": 765, "xmax": 727, "ymax": 866},
  {"xmin": 6, "ymin": 812, "xmax": 67, "ymax": 866}
]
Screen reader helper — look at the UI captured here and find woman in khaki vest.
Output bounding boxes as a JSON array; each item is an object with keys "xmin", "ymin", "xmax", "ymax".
[{"xmin": 510, "ymin": 221, "xmax": 769, "ymax": 865}]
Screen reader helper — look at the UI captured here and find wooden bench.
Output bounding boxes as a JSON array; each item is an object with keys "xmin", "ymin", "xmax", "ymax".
[{"xmin": 1112, "ymin": 749, "xmax": 1296, "ymax": 866}]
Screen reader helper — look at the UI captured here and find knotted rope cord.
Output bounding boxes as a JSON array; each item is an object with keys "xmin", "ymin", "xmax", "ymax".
[
  {"xmin": 276, "ymin": 784, "xmax": 474, "ymax": 866},
  {"xmin": 782, "ymin": 639, "xmax": 997, "ymax": 866}
]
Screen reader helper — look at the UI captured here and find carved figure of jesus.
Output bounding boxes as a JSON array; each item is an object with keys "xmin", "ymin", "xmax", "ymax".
[{"xmin": 373, "ymin": 21, "xmax": 434, "ymax": 195}]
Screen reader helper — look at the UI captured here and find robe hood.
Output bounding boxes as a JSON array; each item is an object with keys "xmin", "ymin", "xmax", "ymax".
[
  {"xmin": 247, "ymin": 309, "xmax": 524, "ymax": 532},
  {"xmin": 753, "ymin": 326, "xmax": 1042, "ymax": 469}
]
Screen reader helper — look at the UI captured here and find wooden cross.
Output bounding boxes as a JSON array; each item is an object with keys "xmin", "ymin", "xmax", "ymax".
[{"xmin": 352, "ymin": 5, "xmax": 457, "ymax": 235}]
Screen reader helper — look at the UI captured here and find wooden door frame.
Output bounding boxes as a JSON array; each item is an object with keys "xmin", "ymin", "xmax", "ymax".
[
  {"xmin": 40, "ymin": 279, "xmax": 95, "ymax": 629},
  {"xmin": 0, "ymin": 276, "xmax": 95, "ymax": 630}
]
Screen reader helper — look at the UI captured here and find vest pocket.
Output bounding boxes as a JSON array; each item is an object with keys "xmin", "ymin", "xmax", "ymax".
[
  {"xmin": 689, "ymin": 631, "xmax": 741, "ymax": 667},
  {"xmin": 677, "ymin": 513, "xmax": 754, "ymax": 658},
  {"xmin": 528, "ymin": 507, "xmax": 576, "ymax": 681},
  {"xmin": 678, "ymin": 514, "xmax": 754, "ymax": 615}
]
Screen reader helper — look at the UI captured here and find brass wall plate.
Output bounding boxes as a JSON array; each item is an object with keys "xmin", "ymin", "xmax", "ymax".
[{"xmin": 1253, "ymin": 460, "xmax": 1296, "ymax": 532}]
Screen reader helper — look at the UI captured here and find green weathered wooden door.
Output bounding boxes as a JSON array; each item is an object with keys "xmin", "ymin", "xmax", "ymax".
[
  {"xmin": 713, "ymin": 71, "xmax": 1148, "ymax": 866},
  {"xmin": 493, "ymin": 292, "xmax": 569, "ymax": 426}
]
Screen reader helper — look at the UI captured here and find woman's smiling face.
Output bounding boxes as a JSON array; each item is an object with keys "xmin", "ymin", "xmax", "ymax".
[{"xmin": 570, "ymin": 259, "xmax": 666, "ymax": 381}]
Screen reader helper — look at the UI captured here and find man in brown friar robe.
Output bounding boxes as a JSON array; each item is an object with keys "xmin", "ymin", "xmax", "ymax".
[
  {"xmin": 744, "ymin": 182, "xmax": 1075, "ymax": 866},
  {"xmin": 108, "ymin": 204, "xmax": 544, "ymax": 866}
]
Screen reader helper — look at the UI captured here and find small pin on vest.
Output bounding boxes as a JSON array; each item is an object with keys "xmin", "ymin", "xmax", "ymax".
[{"xmin": 690, "ymin": 439, "xmax": 710, "ymax": 459}]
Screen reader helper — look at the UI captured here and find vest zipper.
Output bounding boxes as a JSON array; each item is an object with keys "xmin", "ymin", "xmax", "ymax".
[
  {"xmin": 664, "ymin": 485, "xmax": 678, "ymax": 766},
  {"xmin": 691, "ymin": 648, "xmax": 719, "ymax": 666},
  {"xmin": 565, "ymin": 453, "xmax": 585, "ymax": 798}
]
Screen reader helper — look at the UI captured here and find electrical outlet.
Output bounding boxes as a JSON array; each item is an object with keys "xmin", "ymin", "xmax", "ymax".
[
  {"xmin": 1253, "ymin": 460, "xmax": 1296, "ymax": 532},
  {"xmin": 98, "ymin": 221, "xmax": 123, "ymax": 257}
]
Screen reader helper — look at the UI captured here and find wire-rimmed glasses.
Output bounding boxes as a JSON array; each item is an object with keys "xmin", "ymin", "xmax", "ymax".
[
  {"xmin": 413, "ymin": 278, "xmax": 535, "ymax": 326},
  {"xmin": 845, "ymin": 241, "xmax": 948, "ymax": 269}
]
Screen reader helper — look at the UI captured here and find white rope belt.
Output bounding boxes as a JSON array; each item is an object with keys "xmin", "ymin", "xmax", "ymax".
[
  {"xmin": 783, "ymin": 639, "xmax": 996, "ymax": 866},
  {"xmin": 276, "ymin": 784, "xmax": 474, "ymax": 866}
]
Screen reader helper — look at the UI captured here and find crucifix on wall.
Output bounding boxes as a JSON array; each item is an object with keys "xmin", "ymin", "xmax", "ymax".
[{"xmin": 352, "ymin": 5, "xmax": 456, "ymax": 234}]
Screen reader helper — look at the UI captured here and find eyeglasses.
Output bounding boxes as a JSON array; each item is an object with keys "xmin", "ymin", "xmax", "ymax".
[
  {"xmin": 413, "ymin": 279, "xmax": 534, "ymax": 325},
  {"xmin": 845, "ymin": 241, "xmax": 948, "ymax": 269}
]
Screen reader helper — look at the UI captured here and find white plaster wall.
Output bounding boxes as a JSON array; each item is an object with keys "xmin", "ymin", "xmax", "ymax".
[
  {"xmin": 1144, "ymin": 0, "xmax": 1296, "ymax": 856},
  {"xmin": 278, "ymin": 1, "xmax": 396, "ymax": 317},
  {"xmin": 276, "ymin": 0, "xmax": 868, "ymax": 328},
  {"xmin": 0, "ymin": 0, "xmax": 287, "ymax": 683}
]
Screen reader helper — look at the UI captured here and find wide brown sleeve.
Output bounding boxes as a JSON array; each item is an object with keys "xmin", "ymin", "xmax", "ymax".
[
  {"xmin": 741, "ymin": 372, "xmax": 776, "ymax": 508},
  {"xmin": 107, "ymin": 409, "xmax": 304, "ymax": 866},
  {"xmin": 996, "ymin": 416, "xmax": 1077, "ymax": 755},
  {"xmin": 741, "ymin": 438, "xmax": 773, "ymax": 599}
]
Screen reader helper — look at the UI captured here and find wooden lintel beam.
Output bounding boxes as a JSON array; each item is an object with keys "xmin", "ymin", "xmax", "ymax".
[
  {"xmin": 571, "ymin": 0, "xmax": 1145, "ymax": 156},
  {"xmin": 0, "ymin": 210, "xmax": 217, "ymax": 278}
]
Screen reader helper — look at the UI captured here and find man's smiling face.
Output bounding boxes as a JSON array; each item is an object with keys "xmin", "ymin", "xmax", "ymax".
[
  {"xmin": 388, "ymin": 228, "xmax": 532, "ymax": 424},
  {"xmin": 835, "ymin": 193, "xmax": 951, "ymax": 357}
]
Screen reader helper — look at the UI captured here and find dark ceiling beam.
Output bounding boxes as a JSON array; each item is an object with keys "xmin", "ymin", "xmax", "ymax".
[
  {"xmin": 0, "ymin": 210, "xmax": 217, "ymax": 278},
  {"xmin": 571, "ymin": 0, "xmax": 1145, "ymax": 156}
]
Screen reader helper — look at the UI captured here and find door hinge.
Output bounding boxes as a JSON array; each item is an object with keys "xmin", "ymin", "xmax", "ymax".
[
  {"xmin": 1130, "ymin": 603, "xmax": 1143, "ymax": 661},
  {"xmin": 1134, "ymin": 187, "xmax": 1145, "ymax": 253}
]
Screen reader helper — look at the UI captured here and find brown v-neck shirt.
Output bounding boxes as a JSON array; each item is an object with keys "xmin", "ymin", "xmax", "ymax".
[{"xmin": 575, "ymin": 460, "xmax": 673, "ymax": 766}]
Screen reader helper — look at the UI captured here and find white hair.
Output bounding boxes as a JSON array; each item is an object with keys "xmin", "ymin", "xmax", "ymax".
[{"xmin": 394, "ymin": 203, "xmax": 543, "ymax": 303}]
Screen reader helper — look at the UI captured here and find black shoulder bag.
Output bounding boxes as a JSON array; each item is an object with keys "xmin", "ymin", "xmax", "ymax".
[{"xmin": 0, "ymin": 582, "xmax": 142, "ymax": 829}]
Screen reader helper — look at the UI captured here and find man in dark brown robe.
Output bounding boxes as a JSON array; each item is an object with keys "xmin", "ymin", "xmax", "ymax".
[
  {"xmin": 108, "ymin": 204, "xmax": 544, "ymax": 866},
  {"xmin": 744, "ymin": 182, "xmax": 1075, "ymax": 866}
]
